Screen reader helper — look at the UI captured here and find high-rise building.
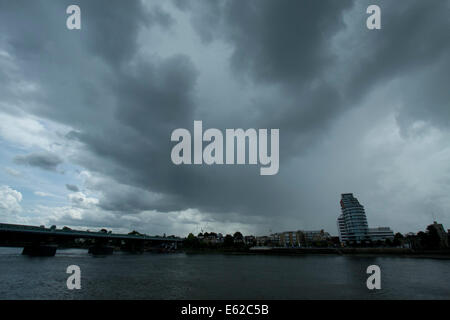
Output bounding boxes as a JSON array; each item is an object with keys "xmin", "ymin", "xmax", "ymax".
[
  {"xmin": 338, "ymin": 193, "xmax": 370, "ymax": 244},
  {"xmin": 337, "ymin": 214, "xmax": 349, "ymax": 243}
]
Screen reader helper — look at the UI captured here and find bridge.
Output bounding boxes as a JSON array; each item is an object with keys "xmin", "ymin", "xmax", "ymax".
[{"xmin": 0, "ymin": 223, "xmax": 184, "ymax": 256}]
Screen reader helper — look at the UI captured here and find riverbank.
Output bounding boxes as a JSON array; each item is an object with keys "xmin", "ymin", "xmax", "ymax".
[
  {"xmin": 183, "ymin": 247, "xmax": 450, "ymax": 259},
  {"xmin": 3, "ymin": 244, "xmax": 449, "ymax": 259}
]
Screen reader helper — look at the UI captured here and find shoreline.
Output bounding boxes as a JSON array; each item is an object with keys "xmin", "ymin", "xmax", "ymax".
[
  {"xmin": 183, "ymin": 247, "xmax": 450, "ymax": 260},
  {"xmin": 2, "ymin": 245, "xmax": 450, "ymax": 260}
]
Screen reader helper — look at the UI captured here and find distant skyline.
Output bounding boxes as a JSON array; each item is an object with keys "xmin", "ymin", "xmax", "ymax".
[{"xmin": 1, "ymin": 0, "xmax": 450, "ymax": 237}]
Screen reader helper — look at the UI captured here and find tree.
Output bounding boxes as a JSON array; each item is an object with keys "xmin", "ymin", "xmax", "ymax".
[
  {"xmin": 426, "ymin": 225, "xmax": 441, "ymax": 249},
  {"xmin": 224, "ymin": 234, "xmax": 234, "ymax": 247},
  {"xmin": 417, "ymin": 231, "xmax": 427, "ymax": 249},
  {"xmin": 233, "ymin": 232, "xmax": 243, "ymax": 240},
  {"xmin": 393, "ymin": 232, "xmax": 404, "ymax": 247},
  {"xmin": 385, "ymin": 239, "xmax": 393, "ymax": 247},
  {"xmin": 187, "ymin": 233, "xmax": 196, "ymax": 241},
  {"xmin": 184, "ymin": 233, "xmax": 200, "ymax": 248}
]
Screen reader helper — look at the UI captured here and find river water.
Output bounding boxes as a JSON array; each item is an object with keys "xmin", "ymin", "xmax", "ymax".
[{"xmin": 0, "ymin": 247, "xmax": 448, "ymax": 299}]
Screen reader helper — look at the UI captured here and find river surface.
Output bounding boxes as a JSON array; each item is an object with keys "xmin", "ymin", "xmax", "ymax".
[{"xmin": 0, "ymin": 247, "xmax": 448, "ymax": 299}]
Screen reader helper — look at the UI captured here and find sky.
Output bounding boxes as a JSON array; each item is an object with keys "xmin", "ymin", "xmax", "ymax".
[{"xmin": 0, "ymin": 0, "xmax": 449, "ymax": 237}]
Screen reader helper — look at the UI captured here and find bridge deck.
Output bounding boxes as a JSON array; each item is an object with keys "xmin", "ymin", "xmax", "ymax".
[{"xmin": 0, "ymin": 223, "xmax": 183, "ymax": 242}]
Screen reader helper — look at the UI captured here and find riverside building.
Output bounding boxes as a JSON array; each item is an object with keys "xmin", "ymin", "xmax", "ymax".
[
  {"xmin": 338, "ymin": 193, "xmax": 370, "ymax": 244},
  {"xmin": 337, "ymin": 193, "xmax": 395, "ymax": 245},
  {"xmin": 368, "ymin": 227, "xmax": 394, "ymax": 242}
]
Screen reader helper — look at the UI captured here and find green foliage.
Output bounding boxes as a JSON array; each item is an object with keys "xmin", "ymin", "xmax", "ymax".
[{"xmin": 224, "ymin": 234, "xmax": 234, "ymax": 247}]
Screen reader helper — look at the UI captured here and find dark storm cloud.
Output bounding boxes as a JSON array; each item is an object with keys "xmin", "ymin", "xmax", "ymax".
[
  {"xmin": 71, "ymin": 54, "xmax": 199, "ymax": 203},
  {"xmin": 0, "ymin": 0, "xmax": 173, "ymax": 125},
  {"xmin": 340, "ymin": 1, "xmax": 450, "ymax": 131},
  {"xmin": 14, "ymin": 152, "xmax": 63, "ymax": 172},
  {"xmin": 1, "ymin": 0, "xmax": 450, "ymax": 233},
  {"xmin": 65, "ymin": 184, "xmax": 79, "ymax": 192},
  {"xmin": 172, "ymin": 1, "xmax": 353, "ymax": 161},
  {"xmin": 397, "ymin": 60, "xmax": 450, "ymax": 132},
  {"xmin": 177, "ymin": 0, "xmax": 450, "ymax": 153},
  {"xmin": 175, "ymin": 0, "xmax": 354, "ymax": 86},
  {"xmin": 0, "ymin": 0, "xmax": 200, "ymax": 213},
  {"xmin": 0, "ymin": 0, "xmax": 170, "ymax": 65},
  {"xmin": 80, "ymin": 0, "xmax": 173, "ymax": 67}
]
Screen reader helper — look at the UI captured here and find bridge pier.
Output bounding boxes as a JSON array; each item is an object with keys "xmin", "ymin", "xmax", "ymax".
[
  {"xmin": 21, "ymin": 235, "xmax": 57, "ymax": 257},
  {"xmin": 22, "ymin": 243, "xmax": 57, "ymax": 257},
  {"xmin": 88, "ymin": 245, "xmax": 114, "ymax": 255},
  {"xmin": 122, "ymin": 239, "xmax": 144, "ymax": 253},
  {"xmin": 88, "ymin": 238, "xmax": 114, "ymax": 255}
]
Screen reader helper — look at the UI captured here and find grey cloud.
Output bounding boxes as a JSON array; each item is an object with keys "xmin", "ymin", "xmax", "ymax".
[
  {"xmin": 178, "ymin": 0, "xmax": 450, "ymax": 172},
  {"xmin": 2, "ymin": 0, "xmax": 450, "ymax": 234},
  {"xmin": 0, "ymin": 0, "xmax": 171, "ymax": 68},
  {"xmin": 80, "ymin": 0, "xmax": 172, "ymax": 67},
  {"xmin": 168, "ymin": 1, "xmax": 356, "ymax": 174},
  {"xmin": 181, "ymin": 0, "xmax": 353, "ymax": 86},
  {"xmin": 173, "ymin": 0, "xmax": 356, "ymax": 161},
  {"xmin": 65, "ymin": 184, "xmax": 79, "ymax": 192},
  {"xmin": 338, "ymin": 1, "xmax": 450, "ymax": 131},
  {"xmin": 83, "ymin": 0, "xmax": 450, "ymax": 231},
  {"xmin": 14, "ymin": 152, "xmax": 63, "ymax": 172}
]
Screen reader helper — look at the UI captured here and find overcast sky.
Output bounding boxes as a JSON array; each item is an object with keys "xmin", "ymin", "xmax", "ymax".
[{"xmin": 0, "ymin": 0, "xmax": 449, "ymax": 236}]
